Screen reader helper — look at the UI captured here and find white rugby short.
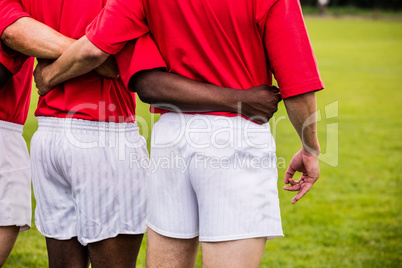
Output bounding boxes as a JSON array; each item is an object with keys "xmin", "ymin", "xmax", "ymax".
[
  {"xmin": 0, "ymin": 120, "xmax": 31, "ymax": 231},
  {"xmin": 147, "ymin": 113, "xmax": 283, "ymax": 242},
  {"xmin": 30, "ymin": 117, "xmax": 148, "ymax": 245}
]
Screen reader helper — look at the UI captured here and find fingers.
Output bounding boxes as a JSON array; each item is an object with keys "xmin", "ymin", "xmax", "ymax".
[
  {"xmin": 275, "ymin": 92, "xmax": 282, "ymax": 102},
  {"xmin": 283, "ymin": 176, "xmax": 306, "ymax": 191},
  {"xmin": 292, "ymin": 183, "xmax": 313, "ymax": 204},
  {"xmin": 283, "ymin": 184, "xmax": 301, "ymax": 191},
  {"xmin": 284, "ymin": 166, "xmax": 295, "ymax": 184},
  {"xmin": 37, "ymin": 89, "xmax": 47, "ymax": 96},
  {"xmin": 268, "ymin": 86, "xmax": 280, "ymax": 93},
  {"xmin": 284, "ymin": 177, "xmax": 314, "ymax": 204}
]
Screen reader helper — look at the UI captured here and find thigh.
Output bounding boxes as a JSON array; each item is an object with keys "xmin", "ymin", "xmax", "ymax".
[
  {"xmin": 0, "ymin": 226, "xmax": 19, "ymax": 266},
  {"xmin": 46, "ymin": 237, "xmax": 89, "ymax": 268},
  {"xmin": 146, "ymin": 228, "xmax": 199, "ymax": 268},
  {"xmin": 88, "ymin": 234, "xmax": 143, "ymax": 268},
  {"xmin": 201, "ymin": 238, "xmax": 266, "ymax": 268}
]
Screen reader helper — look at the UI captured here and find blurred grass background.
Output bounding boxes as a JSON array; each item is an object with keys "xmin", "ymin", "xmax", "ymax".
[{"xmin": 4, "ymin": 16, "xmax": 402, "ymax": 267}]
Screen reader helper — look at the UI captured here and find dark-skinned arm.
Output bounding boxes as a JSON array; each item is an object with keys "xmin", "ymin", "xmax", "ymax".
[
  {"xmin": 0, "ymin": 62, "xmax": 12, "ymax": 89},
  {"xmin": 131, "ymin": 69, "xmax": 281, "ymax": 123}
]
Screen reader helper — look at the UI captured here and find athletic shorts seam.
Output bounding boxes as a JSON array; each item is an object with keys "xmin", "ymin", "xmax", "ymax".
[
  {"xmin": 36, "ymin": 229, "xmax": 147, "ymax": 245},
  {"xmin": 199, "ymin": 233, "xmax": 284, "ymax": 242},
  {"xmin": 146, "ymin": 221, "xmax": 199, "ymax": 239}
]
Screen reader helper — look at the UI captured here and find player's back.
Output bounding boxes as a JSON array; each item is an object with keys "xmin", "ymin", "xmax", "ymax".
[
  {"xmin": 21, "ymin": 0, "xmax": 107, "ymax": 39},
  {"xmin": 144, "ymin": 0, "xmax": 322, "ymax": 101},
  {"xmin": 22, "ymin": 0, "xmax": 136, "ymax": 123},
  {"xmin": 145, "ymin": 0, "xmax": 270, "ymax": 90}
]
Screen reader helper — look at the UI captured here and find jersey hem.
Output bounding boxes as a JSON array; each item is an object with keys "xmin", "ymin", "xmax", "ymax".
[{"xmin": 281, "ymin": 80, "xmax": 324, "ymax": 99}]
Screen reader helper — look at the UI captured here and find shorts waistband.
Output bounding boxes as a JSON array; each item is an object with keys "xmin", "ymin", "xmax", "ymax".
[
  {"xmin": 159, "ymin": 112, "xmax": 270, "ymax": 130},
  {"xmin": 36, "ymin": 117, "xmax": 139, "ymax": 133},
  {"xmin": 0, "ymin": 120, "xmax": 24, "ymax": 133}
]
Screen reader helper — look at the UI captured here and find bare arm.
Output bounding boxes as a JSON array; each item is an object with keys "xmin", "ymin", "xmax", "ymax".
[
  {"xmin": 283, "ymin": 92, "xmax": 320, "ymax": 204},
  {"xmin": 132, "ymin": 69, "xmax": 282, "ymax": 123},
  {"xmin": 34, "ymin": 36, "xmax": 109, "ymax": 95},
  {"xmin": 0, "ymin": 62, "xmax": 12, "ymax": 89},
  {"xmin": 1, "ymin": 17, "xmax": 74, "ymax": 59},
  {"xmin": 2, "ymin": 18, "xmax": 118, "ymax": 81}
]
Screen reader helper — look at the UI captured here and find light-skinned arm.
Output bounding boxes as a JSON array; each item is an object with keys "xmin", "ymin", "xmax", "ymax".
[
  {"xmin": 2, "ymin": 17, "xmax": 118, "ymax": 80},
  {"xmin": 34, "ymin": 36, "xmax": 109, "ymax": 95},
  {"xmin": 2, "ymin": 17, "xmax": 74, "ymax": 59},
  {"xmin": 283, "ymin": 92, "xmax": 321, "ymax": 204},
  {"xmin": 0, "ymin": 62, "xmax": 12, "ymax": 89},
  {"xmin": 132, "ymin": 69, "xmax": 281, "ymax": 123}
]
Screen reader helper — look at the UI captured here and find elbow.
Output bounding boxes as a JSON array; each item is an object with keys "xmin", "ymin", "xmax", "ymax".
[
  {"xmin": 1, "ymin": 18, "xmax": 27, "ymax": 51},
  {"xmin": 1, "ymin": 26, "xmax": 20, "ymax": 51},
  {"xmin": 1, "ymin": 28, "xmax": 13, "ymax": 46},
  {"xmin": 130, "ymin": 71, "xmax": 158, "ymax": 104},
  {"xmin": 83, "ymin": 47, "xmax": 108, "ymax": 66},
  {"xmin": 137, "ymin": 92, "xmax": 156, "ymax": 105},
  {"xmin": 79, "ymin": 37, "xmax": 109, "ymax": 67},
  {"xmin": 135, "ymin": 83, "xmax": 157, "ymax": 105}
]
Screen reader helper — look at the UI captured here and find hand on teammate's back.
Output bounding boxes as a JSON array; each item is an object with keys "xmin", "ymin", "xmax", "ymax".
[
  {"xmin": 240, "ymin": 85, "xmax": 281, "ymax": 123},
  {"xmin": 283, "ymin": 147, "xmax": 320, "ymax": 204},
  {"xmin": 34, "ymin": 55, "xmax": 120, "ymax": 96},
  {"xmin": 33, "ymin": 59, "xmax": 52, "ymax": 96}
]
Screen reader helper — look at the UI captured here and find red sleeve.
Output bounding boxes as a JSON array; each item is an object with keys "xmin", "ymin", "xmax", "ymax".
[
  {"xmin": 86, "ymin": 0, "xmax": 149, "ymax": 55},
  {"xmin": 115, "ymin": 33, "xmax": 167, "ymax": 90},
  {"xmin": 0, "ymin": 46, "xmax": 29, "ymax": 75},
  {"xmin": 0, "ymin": 0, "xmax": 31, "ymax": 36},
  {"xmin": 0, "ymin": 0, "xmax": 31, "ymax": 73},
  {"xmin": 257, "ymin": 0, "xmax": 324, "ymax": 99}
]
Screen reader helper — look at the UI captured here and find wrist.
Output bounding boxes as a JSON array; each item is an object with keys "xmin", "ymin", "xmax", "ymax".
[
  {"xmin": 301, "ymin": 144, "xmax": 320, "ymax": 158},
  {"xmin": 43, "ymin": 66, "xmax": 55, "ymax": 89},
  {"xmin": 229, "ymin": 89, "xmax": 246, "ymax": 114}
]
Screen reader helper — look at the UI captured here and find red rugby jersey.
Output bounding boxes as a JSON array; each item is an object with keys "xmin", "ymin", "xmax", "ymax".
[
  {"xmin": 0, "ymin": 56, "xmax": 34, "ymax": 125},
  {"xmin": 18, "ymin": 0, "xmax": 165, "ymax": 123},
  {"xmin": 0, "ymin": 0, "xmax": 33, "ymax": 125},
  {"xmin": 87, "ymin": 0, "xmax": 324, "ymax": 117}
]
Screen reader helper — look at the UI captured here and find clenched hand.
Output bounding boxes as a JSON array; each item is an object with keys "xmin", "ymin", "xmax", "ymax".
[
  {"xmin": 239, "ymin": 85, "xmax": 281, "ymax": 123},
  {"xmin": 33, "ymin": 59, "xmax": 52, "ymax": 96}
]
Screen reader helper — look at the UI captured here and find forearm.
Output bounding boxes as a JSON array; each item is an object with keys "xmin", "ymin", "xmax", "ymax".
[
  {"xmin": 132, "ymin": 70, "xmax": 240, "ymax": 113},
  {"xmin": 0, "ymin": 63, "xmax": 12, "ymax": 89},
  {"xmin": 284, "ymin": 92, "xmax": 320, "ymax": 155},
  {"xmin": 42, "ymin": 36, "xmax": 109, "ymax": 88},
  {"xmin": 1, "ymin": 17, "xmax": 75, "ymax": 59}
]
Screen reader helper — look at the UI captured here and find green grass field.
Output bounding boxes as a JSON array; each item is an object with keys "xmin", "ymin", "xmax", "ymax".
[{"xmin": 4, "ymin": 17, "xmax": 402, "ymax": 267}]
